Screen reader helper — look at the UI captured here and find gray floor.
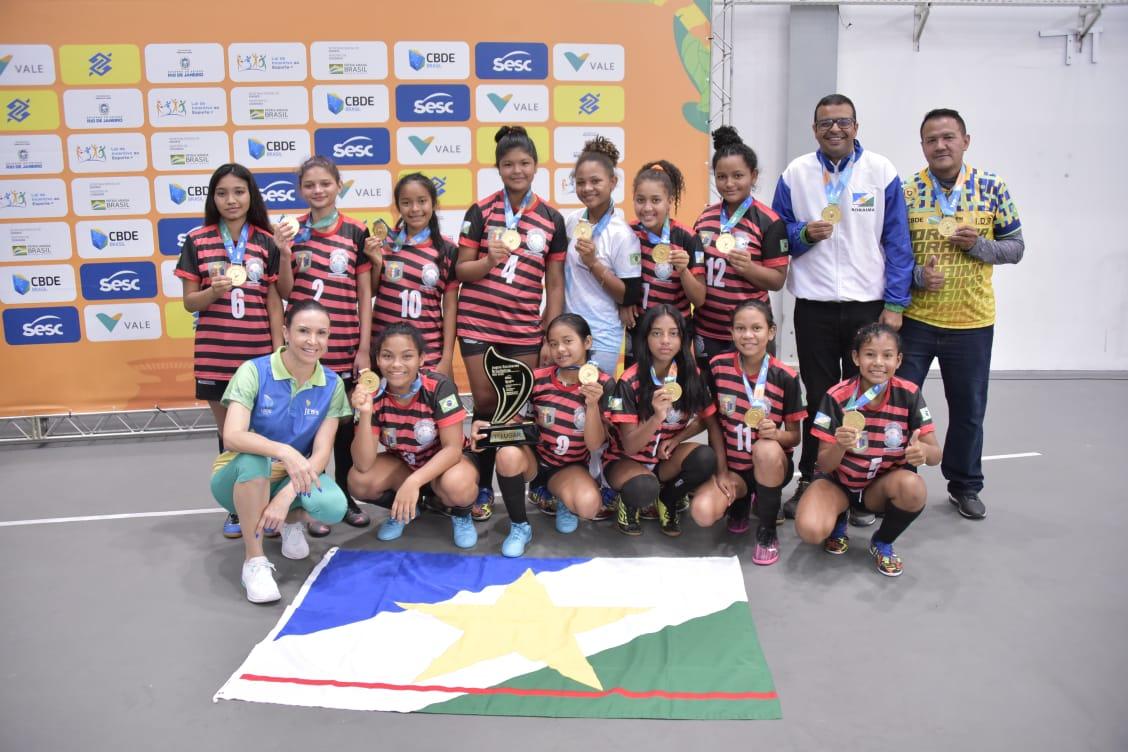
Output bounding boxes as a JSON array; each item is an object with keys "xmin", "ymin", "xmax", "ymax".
[{"xmin": 2, "ymin": 378, "xmax": 1126, "ymax": 751}]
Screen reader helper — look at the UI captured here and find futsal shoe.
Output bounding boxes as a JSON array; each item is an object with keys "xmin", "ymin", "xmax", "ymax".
[
  {"xmin": 849, "ymin": 509, "xmax": 877, "ymax": 527},
  {"xmin": 869, "ymin": 536, "xmax": 904, "ymax": 577},
  {"xmin": 471, "ymin": 487, "xmax": 494, "ymax": 521},
  {"xmin": 528, "ymin": 484, "xmax": 556, "ymax": 516},
  {"xmin": 616, "ymin": 499, "xmax": 642, "ymax": 536},
  {"xmin": 555, "ymin": 499, "xmax": 579, "ymax": 534},
  {"xmin": 727, "ymin": 511, "xmax": 751, "ymax": 535},
  {"xmin": 307, "ymin": 521, "xmax": 331, "ymax": 538},
  {"xmin": 823, "ymin": 519, "xmax": 850, "ymax": 555},
  {"xmin": 593, "ymin": 486, "xmax": 617, "ymax": 521},
  {"xmin": 657, "ymin": 498, "xmax": 683, "ymax": 537},
  {"xmin": 280, "ymin": 522, "xmax": 310, "ymax": 560},
  {"xmin": 376, "ymin": 517, "xmax": 407, "ymax": 541},
  {"xmin": 501, "ymin": 522, "xmax": 533, "ymax": 557},
  {"xmin": 343, "ymin": 500, "xmax": 371, "ymax": 527},
  {"xmin": 783, "ymin": 478, "xmax": 810, "ymax": 519},
  {"xmin": 640, "ymin": 503, "xmax": 659, "ymax": 521},
  {"xmin": 451, "ymin": 514, "xmax": 479, "ymax": 549},
  {"xmin": 241, "ymin": 557, "xmax": 280, "ymax": 604},
  {"xmin": 949, "ymin": 491, "xmax": 987, "ymax": 520},
  {"xmin": 223, "ymin": 513, "xmax": 242, "ymax": 539},
  {"xmin": 752, "ymin": 525, "xmax": 781, "ymax": 566}
]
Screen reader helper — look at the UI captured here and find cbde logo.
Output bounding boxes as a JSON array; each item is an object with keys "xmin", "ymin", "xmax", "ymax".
[
  {"xmin": 3, "ymin": 306, "xmax": 81, "ymax": 345},
  {"xmin": 313, "ymin": 128, "xmax": 390, "ymax": 166},
  {"xmin": 80, "ymin": 261, "xmax": 157, "ymax": 301},
  {"xmin": 475, "ymin": 43, "xmax": 548, "ymax": 80},
  {"xmin": 254, "ymin": 172, "xmax": 304, "ymax": 210},
  {"xmin": 395, "ymin": 85, "xmax": 470, "ymax": 122},
  {"xmin": 157, "ymin": 217, "xmax": 202, "ymax": 256}
]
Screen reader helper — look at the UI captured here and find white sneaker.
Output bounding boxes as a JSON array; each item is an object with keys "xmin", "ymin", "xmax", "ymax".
[
  {"xmin": 280, "ymin": 521, "xmax": 310, "ymax": 560},
  {"xmin": 241, "ymin": 557, "xmax": 280, "ymax": 603}
]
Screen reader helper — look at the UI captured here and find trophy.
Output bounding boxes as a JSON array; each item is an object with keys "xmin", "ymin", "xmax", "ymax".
[{"xmin": 476, "ymin": 346, "xmax": 540, "ymax": 448}]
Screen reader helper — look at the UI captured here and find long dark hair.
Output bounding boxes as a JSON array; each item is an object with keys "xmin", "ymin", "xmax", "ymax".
[
  {"xmin": 204, "ymin": 163, "xmax": 272, "ymax": 233},
  {"xmin": 546, "ymin": 313, "xmax": 594, "ymax": 362},
  {"xmin": 371, "ymin": 322, "xmax": 427, "ymax": 379},
  {"xmin": 393, "ymin": 172, "xmax": 443, "ymax": 246},
  {"xmin": 632, "ymin": 304, "xmax": 710, "ymax": 420},
  {"xmin": 494, "ymin": 124, "xmax": 538, "ymax": 166}
]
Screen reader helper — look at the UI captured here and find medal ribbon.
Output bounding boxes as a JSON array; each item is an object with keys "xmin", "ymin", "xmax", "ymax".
[
  {"xmin": 650, "ymin": 362, "xmax": 678, "ymax": 389},
  {"xmin": 719, "ymin": 196, "xmax": 753, "ymax": 234},
  {"xmin": 927, "ymin": 167, "xmax": 966, "ymax": 218},
  {"xmin": 846, "ymin": 380, "xmax": 887, "ymax": 412},
  {"xmin": 503, "ymin": 190, "xmax": 533, "ymax": 230},
  {"xmin": 294, "ymin": 210, "xmax": 339, "ymax": 244},
  {"xmin": 372, "ymin": 374, "xmax": 422, "ymax": 402},
  {"xmin": 645, "ymin": 217, "xmax": 671, "ymax": 246},
  {"xmin": 394, "ymin": 225, "xmax": 431, "ymax": 252},
  {"xmin": 219, "ymin": 222, "xmax": 249, "ymax": 265},
  {"xmin": 740, "ymin": 354, "xmax": 771, "ymax": 408},
  {"xmin": 822, "ymin": 155, "xmax": 856, "ymax": 207},
  {"xmin": 584, "ymin": 203, "xmax": 615, "ymax": 241}
]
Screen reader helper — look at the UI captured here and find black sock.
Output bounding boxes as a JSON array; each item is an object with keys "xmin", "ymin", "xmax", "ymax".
[
  {"xmin": 728, "ymin": 493, "xmax": 752, "ymax": 520},
  {"xmin": 367, "ymin": 491, "xmax": 395, "ymax": 509},
  {"xmin": 620, "ymin": 474, "xmax": 660, "ymax": 509},
  {"xmin": 216, "ymin": 430, "xmax": 224, "ymax": 453},
  {"xmin": 449, "ymin": 504, "xmax": 472, "ymax": 518},
  {"xmin": 659, "ymin": 445, "xmax": 716, "ymax": 505},
  {"xmin": 755, "ymin": 483, "xmax": 783, "ymax": 531},
  {"xmin": 497, "ymin": 473, "xmax": 528, "ymax": 524},
  {"xmin": 473, "ymin": 412, "xmax": 496, "ymax": 492},
  {"xmin": 874, "ymin": 503, "xmax": 922, "ymax": 545}
]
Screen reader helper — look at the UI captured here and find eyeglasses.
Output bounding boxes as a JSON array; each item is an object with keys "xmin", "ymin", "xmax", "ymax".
[{"xmin": 815, "ymin": 117, "xmax": 856, "ymax": 131}]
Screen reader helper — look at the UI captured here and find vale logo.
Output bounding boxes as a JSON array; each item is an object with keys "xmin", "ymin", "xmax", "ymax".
[
  {"xmin": 578, "ymin": 92, "xmax": 601, "ymax": 116},
  {"xmin": 565, "ymin": 51, "xmax": 589, "ymax": 72},
  {"xmin": 96, "ymin": 312, "xmax": 122, "ymax": 331},
  {"xmin": 7, "ymin": 97, "xmax": 30, "ymax": 123},
  {"xmin": 409, "ymin": 135, "xmax": 433, "ymax": 155},
  {"xmin": 487, "ymin": 93, "xmax": 512, "ymax": 113},
  {"xmin": 0, "ymin": 54, "xmax": 10, "ymax": 76}
]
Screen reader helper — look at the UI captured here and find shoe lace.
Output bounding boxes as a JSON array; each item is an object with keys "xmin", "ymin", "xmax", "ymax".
[
  {"xmin": 454, "ymin": 514, "xmax": 473, "ymax": 530},
  {"xmin": 247, "ymin": 558, "xmax": 276, "ymax": 575}
]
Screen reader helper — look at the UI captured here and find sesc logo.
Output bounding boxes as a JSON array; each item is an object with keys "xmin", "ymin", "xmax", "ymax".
[
  {"xmin": 395, "ymin": 85, "xmax": 470, "ymax": 123},
  {"xmin": 254, "ymin": 173, "xmax": 304, "ymax": 210},
  {"xmin": 156, "ymin": 217, "xmax": 202, "ymax": 256},
  {"xmin": 475, "ymin": 43, "xmax": 548, "ymax": 80},
  {"xmin": 80, "ymin": 261, "xmax": 158, "ymax": 301},
  {"xmin": 313, "ymin": 128, "xmax": 390, "ymax": 166},
  {"xmin": 3, "ymin": 306, "xmax": 81, "ymax": 345}
]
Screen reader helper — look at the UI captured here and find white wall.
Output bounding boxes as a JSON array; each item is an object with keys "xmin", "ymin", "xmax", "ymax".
[{"xmin": 726, "ymin": 4, "xmax": 1128, "ymax": 371}]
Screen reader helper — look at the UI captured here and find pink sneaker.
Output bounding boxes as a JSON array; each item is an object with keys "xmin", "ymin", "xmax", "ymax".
[
  {"xmin": 727, "ymin": 513, "xmax": 750, "ymax": 534},
  {"xmin": 752, "ymin": 526, "xmax": 780, "ymax": 566}
]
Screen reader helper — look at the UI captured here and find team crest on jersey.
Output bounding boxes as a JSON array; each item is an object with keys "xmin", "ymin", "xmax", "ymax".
[
  {"xmin": 295, "ymin": 250, "xmax": 313, "ymax": 272},
  {"xmin": 884, "ymin": 423, "xmax": 904, "ymax": 449},
  {"xmin": 538, "ymin": 406, "xmax": 555, "ymax": 427},
  {"xmin": 414, "ymin": 418, "xmax": 437, "ymax": 446},
  {"xmin": 699, "ymin": 231, "xmax": 714, "ymax": 247},
  {"xmin": 719, "ymin": 394, "xmax": 737, "ymax": 416},
  {"xmin": 207, "ymin": 261, "xmax": 226, "ymax": 279},
  {"xmin": 329, "ymin": 249, "xmax": 349, "ymax": 277},
  {"xmin": 525, "ymin": 228, "xmax": 547, "ymax": 255},
  {"xmin": 385, "ymin": 260, "xmax": 404, "ymax": 282},
  {"xmin": 664, "ymin": 408, "xmax": 683, "ymax": 425},
  {"xmin": 246, "ymin": 257, "xmax": 265, "ymax": 284},
  {"xmin": 608, "ymin": 397, "xmax": 623, "ymax": 411},
  {"xmin": 257, "ymin": 392, "xmax": 275, "ymax": 416},
  {"xmin": 655, "ymin": 262, "xmax": 672, "ymax": 281},
  {"xmin": 381, "ymin": 427, "xmax": 397, "ymax": 447},
  {"xmin": 734, "ymin": 233, "xmax": 750, "ymax": 251},
  {"xmin": 573, "ymin": 407, "xmax": 586, "ymax": 430},
  {"xmin": 421, "ymin": 262, "xmax": 440, "ymax": 289}
]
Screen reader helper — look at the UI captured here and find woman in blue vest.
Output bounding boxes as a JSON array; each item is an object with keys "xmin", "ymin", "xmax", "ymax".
[{"xmin": 210, "ymin": 299, "xmax": 351, "ymax": 603}]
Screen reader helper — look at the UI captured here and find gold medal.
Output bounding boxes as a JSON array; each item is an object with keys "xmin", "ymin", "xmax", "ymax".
[
  {"xmin": 938, "ymin": 216, "xmax": 958, "ymax": 238},
  {"xmin": 578, "ymin": 363, "xmax": 599, "ymax": 385},
  {"xmin": 371, "ymin": 219, "xmax": 389, "ymax": 242},
  {"xmin": 573, "ymin": 220, "xmax": 593, "ymax": 241},
  {"xmin": 842, "ymin": 411, "xmax": 866, "ymax": 431},
  {"xmin": 652, "ymin": 243, "xmax": 671, "ymax": 264},
  {"xmin": 358, "ymin": 369, "xmax": 381, "ymax": 392},
  {"xmin": 821, "ymin": 205, "xmax": 842, "ymax": 224},
  {"xmin": 226, "ymin": 264, "xmax": 247, "ymax": 287},
  {"xmin": 715, "ymin": 232, "xmax": 736, "ymax": 254},
  {"xmin": 664, "ymin": 381, "xmax": 683, "ymax": 403},
  {"xmin": 501, "ymin": 228, "xmax": 522, "ymax": 251},
  {"xmin": 279, "ymin": 215, "xmax": 300, "ymax": 237},
  {"xmin": 744, "ymin": 407, "xmax": 765, "ymax": 428}
]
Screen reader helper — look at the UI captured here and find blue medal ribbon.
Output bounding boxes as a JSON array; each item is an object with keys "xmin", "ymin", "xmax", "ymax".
[
  {"xmin": 372, "ymin": 374, "xmax": 422, "ymax": 402},
  {"xmin": 927, "ymin": 167, "xmax": 965, "ymax": 218},
  {"xmin": 740, "ymin": 354, "xmax": 771, "ymax": 411},
  {"xmin": 503, "ymin": 190, "xmax": 533, "ymax": 230},
  {"xmin": 394, "ymin": 225, "xmax": 431, "ymax": 252},
  {"xmin": 650, "ymin": 363, "xmax": 677, "ymax": 389},
  {"xmin": 719, "ymin": 196, "xmax": 753, "ymax": 234},
  {"xmin": 219, "ymin": 222, "xmax": 249, "ymax": 265},
  {"xmin": 846, "ymin": 380, "xmax": 887, "ymax": 412},
  {"xmin": 645, "ymin": 217, "xmax": 671, "ymax": 246},
  {"xmin": 585, "ymin": 203, "xmax": 615, "ymax": 241},
  {"xmin": 822, "ymin": 156, "xmax": 856, "ymax": 207},
  {"xmin": 294, "ymin": 210, "xmax": 339, "ymax": 244}
]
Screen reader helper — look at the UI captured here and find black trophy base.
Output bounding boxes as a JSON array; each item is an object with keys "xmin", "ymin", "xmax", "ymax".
[{"xmin": 479, "ymin": 422, "xmax": 540, "ymax": 448}]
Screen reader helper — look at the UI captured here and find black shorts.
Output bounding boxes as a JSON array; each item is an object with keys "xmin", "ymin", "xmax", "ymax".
[
  {"xmin": 733, "ymin": 454, "xmax": 795, "ymax": 493},
  {"xmin": 195, "ymin": 378, "xmax": 229, "ymax": 403},
  {"xmin": 532, "ymin": 460, "xmax": 585, "ymax": 489},
  {"xmin": 814, "ymin": 471, "xmax": 866, "ymax": 509},
  {"xmin": 459, "ymin": 336, "xmax": 541, "ymax": 359}
]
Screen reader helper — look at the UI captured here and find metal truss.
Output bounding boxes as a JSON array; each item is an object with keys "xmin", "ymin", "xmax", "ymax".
[{"xmin": 0, "ymin": 407, "xmax": 216, "ymax": 445}]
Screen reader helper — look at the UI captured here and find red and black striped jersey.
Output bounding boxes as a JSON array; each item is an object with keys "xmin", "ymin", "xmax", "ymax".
[
  {"xmin": 692, "ymin": 200, "xmax": 789, "ymax": 341},
  {"xmin": 528, "ymin": 366, "xmax": 614, "ymax": 468},
  {"xmin": 632, "ymin": 218, "xmax": 705, "ymax": 321},
  {"xmin": 457, "ymin": 191, "xmax": 567, "ymax": 346},
  {"xmin": 707, "ymin": 351, "xmax": 806, "ymax": 472},
  {"xmin": 811, "ymin": 375, "xmax": 935, "ymax": 491},
  {"xmin": 174, "ymin": 223, "xmax": 279, "ymax": 383},
  {"xmin": 369, "ymin": 371, "xmax": 466, "ymax": 471},
  {"xmin": 372, "ymin": 233, "xmax": 459, "ymax": 370},
  {"xmin": 603, "ymin": 363, "xmax": 716, "ymax": 465},
  {"xmin": 286, "ymin": 213, "xmax": 372, "ymax": 376}
]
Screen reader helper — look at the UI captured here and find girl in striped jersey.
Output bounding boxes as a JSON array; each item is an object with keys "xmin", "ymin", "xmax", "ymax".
[
  {"xmin": 604, "ymin": 304, "xmax": 717, "ymax": 537},
  {"xmin": 370, "ymin": 173, "xmax": 459, "ymax": 378},
  {"xmin": 692, "ymin": 301, "xmax": 805, "ymax": 566},
  {"xmin": 275, "ymin": 156, "xmax": 376, "ymax": 535},
  {"xmin": 693, "ymin": 127, "xmax": 789, "ymax": 367},
  {"xmin": 796, "ymin": 323, "xmax": 941, "ymax": 576},
  {"xmin": 348, "ymin": 323, "xmax": 480, "ymax": 550},
  {"xmin": 176, "ymin": 163, "xmax": 283, "ymax": 540},
  {"xmin": 456, "ymin": 125, "xmax": 568, "ymax": 521},
  {"xmin": 470, "ymin": 314, "xmax": 614, "ymax": 558},
  {"xmin": 621, "ymin": 159, "xmax": 706, "ymax": 367}
]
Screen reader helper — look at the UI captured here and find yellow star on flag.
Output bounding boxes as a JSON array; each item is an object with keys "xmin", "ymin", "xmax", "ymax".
[{"xmin": 398, "ymin": 569, "xmax": 649, "ymax": 690}]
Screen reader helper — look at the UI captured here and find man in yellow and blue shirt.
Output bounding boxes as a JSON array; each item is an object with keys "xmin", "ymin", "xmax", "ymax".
[{"xmin": 900, "ymin": 108, "xmax": 1024, "ymax": 520}]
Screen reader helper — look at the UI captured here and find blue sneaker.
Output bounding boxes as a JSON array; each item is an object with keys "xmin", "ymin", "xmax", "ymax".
[
  {"xmin": 223, "ymin": 513, "xmax": 242, "ymax": 539},
  {"xmin": 501, "ymin": 521, "xmax": 533, "ymax": 557},
  {"xmin": 471, "ymin": 487, "xmax": 493, "ymax": 521},
  {"xmin": 528, "ymin": 484, "xmax": 555, "ymax": 516},
  {"xmin": 377, "ymin": 517, "xmax": 407, "ymax": 541},
  {"xmin": 451, "ymin": 514, "xmax": 478, "ymax": 548},
  {"xmin": 824, "ymin": 518, "xmax": 849, "ymax": 555},
  {"xmin": 594, "ymin": 486, "xmax": 617, "ymax": 521},
  {"xmin": 555, "ymin": 499, "xmax": 579, "ymax": 534}
]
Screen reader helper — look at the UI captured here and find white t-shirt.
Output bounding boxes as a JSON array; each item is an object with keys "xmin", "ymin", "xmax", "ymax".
[{"xmin": 563, "ymin": 207, "xmax": 641, "ymax": 354}]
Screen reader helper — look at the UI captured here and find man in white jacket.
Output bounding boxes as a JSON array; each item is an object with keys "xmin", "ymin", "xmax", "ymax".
[{"xmin": 771, "ymin": 94, "xmax": 914, "ymax": 522}]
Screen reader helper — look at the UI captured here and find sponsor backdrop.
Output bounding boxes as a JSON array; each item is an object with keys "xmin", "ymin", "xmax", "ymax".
[{"xmin": 0, "ymin": 0, "xmax": 711, "ymax": 415}]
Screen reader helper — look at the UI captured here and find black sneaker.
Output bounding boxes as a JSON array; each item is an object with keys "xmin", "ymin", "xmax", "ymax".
[
  {"xmin": 782, "ymin": 478, "xmax": 810, "ymax": 519},
  {"xmin": 616, "ymin": 499, "xmax": 642, "ymax": 536},
  {"xmin": 657, "ymin": 498, "xmax": 682, "ymax": 537},
  {"xmin": 949, "ymin": 491, "xmax": 987, "ymax": 519}
]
